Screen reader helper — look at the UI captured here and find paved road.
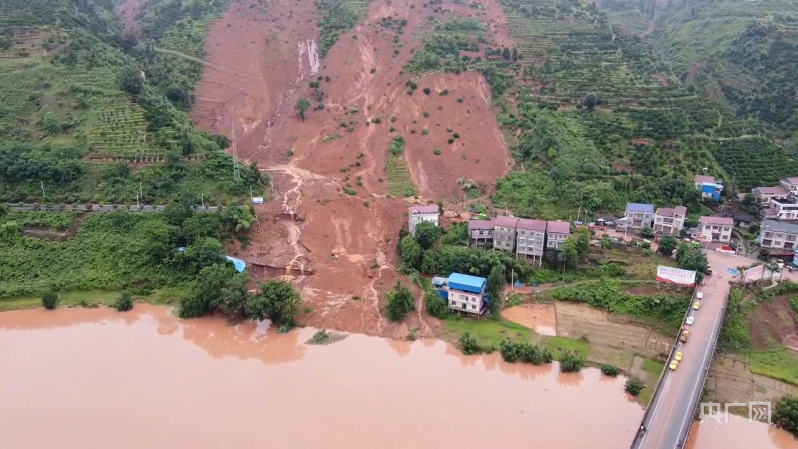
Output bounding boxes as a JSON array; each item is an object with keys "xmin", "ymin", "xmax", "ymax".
[{"xmin": 633, "ymin": 251, "xmax": 739, "ymax": 449}]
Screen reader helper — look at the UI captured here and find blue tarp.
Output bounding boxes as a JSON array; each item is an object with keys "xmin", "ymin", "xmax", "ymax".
[
  {"xmin": 225, "ymin": 256, "xmax": 247, "ymax": 273},
  {"xmin": 701, "ymin": 184, "xmax": 716, "ymax": 193},
  {"xmin": 448, "ymin": 273, "xmax": 486, "ymax": 294}
]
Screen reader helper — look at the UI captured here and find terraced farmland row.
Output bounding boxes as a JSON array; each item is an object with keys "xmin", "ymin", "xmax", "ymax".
[{"xmin": 87, "ymin": 100, "xmax": 179, "ymax": 161}]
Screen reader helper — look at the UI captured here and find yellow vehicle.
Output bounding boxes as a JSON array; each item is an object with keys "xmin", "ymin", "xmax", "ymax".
[
  {"xmin": 693, "ymin": 302, "xmax": 701, "ymax": 310},
  {"xmin": 669, "ymin": 359, "xmax": 680, "ymax": 371},
  {"xmin": 680, "ymin": 329, "xmax": 690, "ymax": 343},
  {"xmin": 674, "ymin": 351, "xmax": 683, "ymax": 362}
]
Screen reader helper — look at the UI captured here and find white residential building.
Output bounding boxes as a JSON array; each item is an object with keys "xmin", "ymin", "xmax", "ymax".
[
  {"xmin": 624, "ymin": 203, "xmax": 655, "ymax": 229},
  {"xmin": 408, "ymin": 204, "xmax": 439, "ymax": 236},
  {"xmin": 545, "ymin": 221, "xmax": 571, "ymax": 249},
  {"xmin": 760, "ymin": 220, "xmax": 798, "ymax": 254},
  {"xmin": 653, "ymin": 206, "xmax": 687, "ymax": 235},
  {"xmin": 695, "ymin": 216, "xmax": 734, "ymax": 243}
]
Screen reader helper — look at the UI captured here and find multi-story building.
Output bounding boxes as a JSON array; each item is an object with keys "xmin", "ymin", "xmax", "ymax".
[
  {"xmin": 432, "ymin": 273, "xmax": 488, "ymax": 315},
  {"xmin": 408, "ymin": 204, "xmax": 439, "ymax": 236},
  {"xmin": 492, "ymin": 216, "xmax": 518, "ymax": 252},
  {"xmin": 468, "ymin": 219, "xmax": 494, "ymax": 247},
  {"xmin": 545, "ymin": 221, "xmax": 571, "ymax": 249},
  {"xmin": 695, "ymin": 216, "xmax": 734, "ymax": 242},
  {"xmin": 694, "ymin": 175, "xmax": 723, "ymax": 200},
  {"xmin": 624, "ymin": 203, "xmax": 655, "ymax": 229},
  {"xmin": 753, "ymin": 185, "xmax": 789, "ymax": 204},
  {"xmin": 515, "ymin": 218, "xmax": 547, "ymax": 265},
  {"xmin": 653, "ymin": 206, "xmax": 687, "ymax": 235},
  {"xmin": 759, "ymin": 220, "xmax": 798, "ymax": 255},
  {"xmin": 764, "ymin": 196, "xmax": 798, "ymax": 221}
]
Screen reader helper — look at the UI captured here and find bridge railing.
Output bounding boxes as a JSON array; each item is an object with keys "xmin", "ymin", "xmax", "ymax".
[
  {"xmin": 630, "ymin": 285, "xmax": 699, "ymax": 448},
  {"xmin": 678, "ymin": 292, "xmax": 729, "ymax": 445}
]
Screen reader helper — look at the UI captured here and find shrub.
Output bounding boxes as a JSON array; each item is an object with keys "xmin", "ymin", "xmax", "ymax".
[
  {"xmin": 422, "ymin": 128, "xmax": 429, "ymax": 135},
  {"xmin": 625, "ymin": 377, "xmax": 645, "ymax": 396},
  {"xmin": 310, "ymin": 329, "xmax": 330, "ymax": 344},
  {"xmin": 439, "ymin": 89, "xmax": 449, "ymax": 96},
  {"xmin": 423, "ymin": 111, "xmax": 430, "ymax": 117},
  {"xmin": 461, "ymin": 331, "xmax": 482, "ymax": 355},
  {"xmin": 41, "ymin": 291, "xmax": 58, "ymax": 310},
  {"xmin": 559, "ymin": 351, "xmax": 585, "ymax": 373},
  {"xmin": 386, "ymin": 281, "xmax": 414, "ymax": 321},
  {"xmin": 113, "ymin": 291, "xmax": 134, "ymax": 312},
  {"xmin": 453, "ymin": 132, "xmax": 460, "ymax": 138},
  {"xmin": 499, "ymin": 340, "xmax": 552, "ymax": 364},
  {"xmin": 448, "ymin": 138, "xmax": 454, "ymax": 144},
  {"xmin": 372, "ymin": 117, "xmax": 382, "ymax": 124},
  {"xmin": 423, "ymin": 87, "xmax": 431, "ymax": 95},
  {"xmin": 600, "ymin": 364, "xmax": 620, "ymax": 377},
  {"xmin": 370, "ymin": 68, "xmax": 376, "ymax": 74},
  {"xmin": 774, "ymin": 395, "xmax": 798, "ymax": 433},
  {"xmin": 433, "ymin": 147, "xmax": 442, "ymax": 155}
]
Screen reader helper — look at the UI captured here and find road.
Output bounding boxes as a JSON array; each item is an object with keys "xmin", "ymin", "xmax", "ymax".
[{"xmin": 632, "ymin": 250, "xmax": 740, "ymax": 449}]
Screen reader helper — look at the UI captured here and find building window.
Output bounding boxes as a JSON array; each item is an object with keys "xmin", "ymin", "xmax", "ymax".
[
  {"xmin": 471, "ymin": 304, "xmax": 476, "ymax": 310},
  {"xmin": 450, "ymin": 301, "xmax": 456, "ymax": 306}
]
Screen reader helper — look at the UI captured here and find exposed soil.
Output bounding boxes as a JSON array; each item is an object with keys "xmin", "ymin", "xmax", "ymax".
[
  {"xmin": 503, "ymin": 304, "xmax": 557, "ymax": 336},
  {"xmin": 190, "ymin": 0, "xmax": 514, "ymax": 337},
  {"xmin": 651, "ymin": 73, "xmax": 670, "ymax": 87},
  {"xmin": 746, "ymin": 294, "xmax": 798, "ymax": 351},
  {"xmin": 115, "ymin": 0, "xmax": 145, "ymax": 37},
  {"xmin": 686, "ymin": 61, "xmax": 703, "ymax": 83}
]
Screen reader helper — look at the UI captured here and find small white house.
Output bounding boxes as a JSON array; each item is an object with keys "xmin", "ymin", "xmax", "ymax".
[
  {"xmin": 695, "ymin": 216, "xmax": 734, "ymax": 242},
  {"xmin": 408, "ymin": 204, "xmax": 439, "ymax": 236}
]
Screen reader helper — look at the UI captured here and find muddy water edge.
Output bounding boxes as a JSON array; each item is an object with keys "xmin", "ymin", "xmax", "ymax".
[{"xmin": 0, "ymin": 305, "xmax": 795, "ymax": 449}]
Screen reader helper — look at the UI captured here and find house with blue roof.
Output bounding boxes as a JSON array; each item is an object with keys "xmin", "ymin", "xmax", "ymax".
[
  {"xmin": 433, "ymin": 273, "xmax": 489, "ymax": 316},
  {"xmin": 624, "ymin": 202, "xmax": 655, "ymax": 229}
]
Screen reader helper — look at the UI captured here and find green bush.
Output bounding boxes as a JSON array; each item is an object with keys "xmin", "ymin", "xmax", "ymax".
[
  {"xmin": 600, "ymin": 364, "xmax": 620, "ymax": 377},
  {"xmin": 559, "ymin": 350, "xmax": 585, "ymax": 373},
  {"xmin": 113, "ymin": 291, "xmax": 134, "ymax": 312},
  {"xmin": 461, "ymin": 331, "xmax": 482, "ymax": 355},
  {"xmin": 310, "ymin": 330, "xmax": 330, "ymax": 344},
  {"xmin": 625, "ymin": 377, "xmax": 645, "ymax": 396},
  {"xmin": 499, "ymin": 340, "xmax": 553, "ymax": 365},
  {"xmin": 386, "ymin": 281, "xmax": 415, "ymax": 322},
  {"xmin": 41, "ymin": 291, "xmax": 58, "ymax": 310}
]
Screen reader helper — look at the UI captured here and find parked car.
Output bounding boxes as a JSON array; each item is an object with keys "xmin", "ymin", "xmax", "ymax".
[
  {"xmin": 686, "ymin": 316, "xmax": 695, "ymax": 325},
  {"xmin": 697, "ymin": 292, "xmax": 704, "ymax": 300}
]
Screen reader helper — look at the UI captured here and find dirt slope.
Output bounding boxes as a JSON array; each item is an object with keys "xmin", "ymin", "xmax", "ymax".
[{"xmin": 192, "ymin": 0, "xmax": 514, "ymax": 336}]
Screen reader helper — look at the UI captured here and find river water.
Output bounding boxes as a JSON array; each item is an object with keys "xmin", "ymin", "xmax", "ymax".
[{"xmin": 0, "ymin": 305, "xmax": 794, "ymax": 449}]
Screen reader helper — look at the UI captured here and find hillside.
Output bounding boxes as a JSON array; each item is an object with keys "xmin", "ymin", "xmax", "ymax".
[
  {"xmin": 0, "ymin": 0, "xmax": 265, "ymax": 205},
  {"xmin": 652, "ymin": 0, "xmax": 798, "ymax": 169}
]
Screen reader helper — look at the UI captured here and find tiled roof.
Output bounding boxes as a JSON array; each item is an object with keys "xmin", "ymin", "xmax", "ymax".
[
  {"xmin": 656, "ymin": 206, "xmax": 688, "ymax": 217},
  {"xmin": 785, "ymin": 177, "xmax": 798, "ymax": 185},
  {"xmin": 675, "ymin": 206, "xmax": 687, "ymax": 216},
  {"xmin": 468, "ymin": 219, "xmax": 494, "ymax": 231},
  {"xmin": 694, "ymin": 175, "xmax": 715, "ymax": 184},
  {"xmin": 626, "ymin": 202, "xmax": 654, "ymax": 213},
  {"xmin": 761, "ymin": 220, "xmax": 798, "ymax": 234},
  {"xmin": 516, "ymin": 218, "xmax": 547, "ymax": 232},
  {"xmin": 409, "ymin": 204, "xmax": 439, "ymax": 214},
  {"xmin": 493, "ymin": 215, "xmax": 519, "ymax": 227},
  {"xmin": 753, "ymin": 186, "xmax": 788, "ymax": 196},
  {"xmin": 546, "ymin": 221, "xmax": 571, "ymax": 235},
  {"xmin": 699, "ymin": 216, "xmax": 734, "ymax": 226}
]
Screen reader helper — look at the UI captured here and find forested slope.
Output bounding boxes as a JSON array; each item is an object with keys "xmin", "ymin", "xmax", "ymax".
[{"xmin": 0, "ymin": 0, "xmax": 265, "ymax": 204}]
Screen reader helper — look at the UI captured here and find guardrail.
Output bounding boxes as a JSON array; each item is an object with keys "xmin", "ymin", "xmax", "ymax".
[
  {"xmin": 3, "ymin": 203, "xmax": 222, "ymax": 213},
  {"xmin": 630, "ymin": 286, "xmax": 699, "ymax": 448},
  {"xmin": 679, "ymin": 292, "xmax": 729, "ymax": 445}
]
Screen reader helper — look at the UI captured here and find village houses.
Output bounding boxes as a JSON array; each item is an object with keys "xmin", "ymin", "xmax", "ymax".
[
  {"xmin": 693, "ymin": 216, "xmax": 734, "ymax": 243},
  {"xmin": 759, "ymin": 220, "xmax": 798, "ymax": 256},
  {"xmin": 623, "ymin": 203, "xmax": 655, "ymax": 229},
  {"xmin": 653, "ymin": 206, "xmax": 687, "ymax": 235},
  {"xmin": 408, "ymin": 205, "xmax": 439, "ymax": 236}
]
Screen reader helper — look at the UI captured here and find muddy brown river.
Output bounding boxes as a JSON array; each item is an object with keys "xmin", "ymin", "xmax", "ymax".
[{"xmin": 0, "ymin": 305, "xmax": 795, "ymax": 449}]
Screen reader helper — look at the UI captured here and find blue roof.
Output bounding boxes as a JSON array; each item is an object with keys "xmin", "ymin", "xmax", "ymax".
[
  {"xmin": 448, "ymin": 273, "xmax": 486, "ymax": 289},
  {"xmin": 225, "ymin": 256, "xmax": 247, "ymax": 273},
  {"xmin": 626, "ymin": 203, "xmax": 654, "ymax": 213}
]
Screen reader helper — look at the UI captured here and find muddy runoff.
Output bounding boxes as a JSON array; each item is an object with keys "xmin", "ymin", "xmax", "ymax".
[{"xmin": 0, "ymin": 305, "xmax": 794, "ymax": 449}]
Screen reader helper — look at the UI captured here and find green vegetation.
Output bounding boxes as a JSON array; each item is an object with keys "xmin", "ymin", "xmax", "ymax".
[
  {"xmin": 386, "ymin": 281, "xmax": 414, "ymax": 322},
  {"xmin": 296, "ymin": 97, "xmax": 311, "ymax": 121},
  {"xmin": 642, "ymin": 358, "xmax": 665, "ymax": 376},
  {"xmin": 547, "ymin": 278, "xmax": 691, "ymax": 328},
  {"xmin": 600, "ymin": 364, "xmax": 619, "ymax": 377},
  {"xmin": 460, "ymin": 331, "xmax": 482, "ymax": 355},
  {"xmin": 384, "ymin": 152, "xmax": 416, "ymax": 197},
  {"xmin": 316, "ymin": 0, "xmax": 370, "ymax": 57},
  {"xmin": 625, "ymin": 377, "xmax": 645, "ymax": 396},
  {"xmin": 40, "ymin": 291, "xmax": 58, "ymax": 310},
  {"xmin": 310, "ymin": 329, "xmax": 331, "ymax": 345},
  {"xmin": 499, "ymin": 339, "xmax": 553, "ymax": 364},
  {"xmin": 748, "ymin": 349, "xmax": 798, "ymax": 387},
  {"xmin": 112, "ymin": 290, "xmax": 134, "ymax": 312},
  {"xmin": 445, "ymin": 317, "xmax": 531, "ymax": 352},
  {"xmin": 719, "ymin": 288, "xmax": 752, "ymax": 351},
  {"xmin": 559, "ymin": 350, "xmax": 585, "ymax": 373},
  {"xmin": 774, "ymin": 395, "xmax": 798, "ymax": 434}
]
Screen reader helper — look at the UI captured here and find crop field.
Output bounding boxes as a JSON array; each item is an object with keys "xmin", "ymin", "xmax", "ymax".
[
  {"xmin": 88, "ymin": 100, "xmax": 161, "ymax": 160},
  {"xmin": 0, "ymin": 0, "xmax": 60, "ymax": 28},
  {"xmin": 0, "ymin": 28, "xmax": 62, "ymax": 59},
  {"xmin": 317, "ymin": 0, "xmax": 372, "ymax": 56},
  {"xmin": 159, "ymin": 17, "xmax": 217, "ymax": 58},
  {"xmin": 384, "ymin": 154, "xmax": 416, "ymax": 198}
]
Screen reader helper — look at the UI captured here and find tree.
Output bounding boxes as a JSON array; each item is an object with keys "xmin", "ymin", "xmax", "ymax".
[
  {"xmin": 41, "ymin": 291, "xmax": 58, "ymax": 310},
  {"xmin": 573, "ymin": 227, "xmax": 591, "ymax": 257},
  {"xmin": 559, "ymin": 351, "xmax": 585, "ymax": 372},
  {"xmin": 216, "ymin": 272, "xmax": 251, "ymax": 319},
  {"xmin": 625, "ymin": 377, "xmax": 645, "ymax": 396},
  {"xmin": 679, "ymin": 246, "xmax": 709, "ymax": 282},
  {"xmin": 164, "ymin": 200, "xmax": 194, "ymax": 227},
  {"xmin": 460, "ymin": 331, "xmax": 482, "ymax": 355},
  {"xmin": 398, "ymin": 235, "xmax": 422, "ymax": 272},
  {"xmin": 600, "ymin": 237, "xmax": 612, "ymax": 249},
  {"xmin": 600, "ymin": 364, "xmax": 619, "ymax": 377},
  {"xmin": 758, "ymin": 248, "xmax": 771, "ymax": 261},
  {"xmin": 561, "ymin": 238, "xmax": 579, "ymax": 269},
  {"xmin": 179, "ymin": 264, "xmax": 238, "ymax": 318},
  {"xmin": 774, "ymin": 395, "xmax": 798, "ymax": 435},
  {"xmin": 119, "ymin": 68, "xmax": 144, "ymax": 95},
  {"xmin": 502, "ymin": 46, "xmax": 511, "ymax": 60},
  {"xmin": 295, "ymin": 97, "xmax": 311, "ymax": 121},
  {"xmin": 640, "ymin": 226, "xmax": 655, "ymax": 238},
  {"xmin": 583, "ymin": 92, "xmax": 598, "ymax": 111},
  {"xmin": 486, "ymin": 263, "xmax": 506, "ymax": 315},
  {"xmin": 414, "ymin": 221, "xmax": 440, "ymax": 250},
  {"xmin": 113, "ymin": 291, "xmax": 134, "ymax": 312},
  {"xmin": 245, "ymin": 279, "xmax": 301, "ymax": 327},
  {"xmin": 511, "ymin": 47, "xmax": 519, "ymax": 61},
  {"xmin": 386, "ymin": 281, "xmax": 414, "ymax": 322},
  {"xmin": 658, "ymin": 235, "xmax": 678, "ymax": 256},
  {"xmin": 220, "ymin": 205, "xmax": 256, "ymax": 236}
]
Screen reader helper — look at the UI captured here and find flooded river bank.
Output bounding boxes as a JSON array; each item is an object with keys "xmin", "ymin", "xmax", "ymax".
[{"xmin": 0, "ymin": 305, "xmax": 795, "ymax": 449}]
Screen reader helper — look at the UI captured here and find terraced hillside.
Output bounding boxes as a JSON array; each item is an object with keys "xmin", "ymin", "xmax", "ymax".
[{"xmin": 0, "ymin": 0, "xmax": 265, "ymax": 204}]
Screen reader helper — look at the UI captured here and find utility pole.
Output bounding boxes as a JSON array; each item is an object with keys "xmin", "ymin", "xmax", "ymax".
[
  {"xmin": 232, "ymin": 126, "xmax": 240, "ymax": 182},
  {"xmin": 40, "ymin": 181, "xmax": 45, "ymax": 198},
  {"xmin": 139, "ymin": 182, "xmax": 143, "ymax": 203},
  {"xmin": 136, "ymin": 192, "xmax": 140, "ymax": 208}
]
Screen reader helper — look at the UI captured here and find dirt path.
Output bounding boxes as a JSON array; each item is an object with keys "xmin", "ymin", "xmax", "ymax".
[
  {"xmin": 115, "ymin": 0, "xmax": 145, "ymax": 37},
  {"xmin": 191, "ymin": 0, "xmax": 516, "ymax": 337}
]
